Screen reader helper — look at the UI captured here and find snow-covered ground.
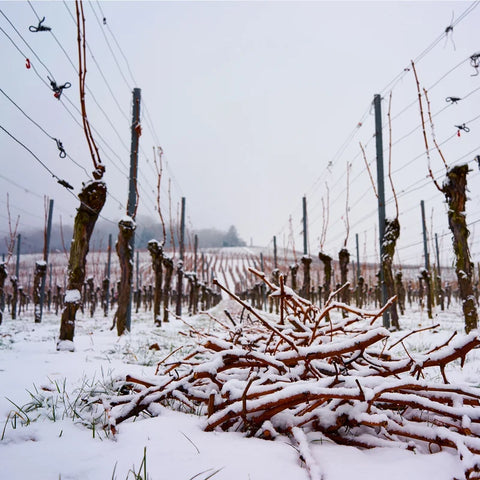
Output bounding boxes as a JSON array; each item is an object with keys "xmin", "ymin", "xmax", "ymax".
[{"xmin": 1, "ymin": 300, "xmax": 478, "ymax": 480}]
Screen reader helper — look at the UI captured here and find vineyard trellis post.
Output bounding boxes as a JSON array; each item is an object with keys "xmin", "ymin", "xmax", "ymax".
[
  {"xmin": 123, "ymin": 86, "xmax": 142, "ymax": 333},
  {"xmin": 194, "ymin": 234, "xmax": 198, "ymax": 273},
  {"xmin": 104, "ymin": 233, "xmax": 112, "ymax": 316},
  {"xmin": 15, "ymin": 233, "xmax": 21, "ymax": 280},
  {"xmin": 273, "ymin": 235, "xmax": 278, "ymax": 269},
  {"xmin": 302, "ymin": 196, "xmax": 308, "ymax": 255},
  {"xmin": 11, "ymin": 233, "xmax": 21, "ymax": 319},
  {"xmin": 373, "ymin": 94, "xmax": 390, "ymax": 329},
  {"xmin": 420, "ymin": 200, "xmax": 430, "ymax": 270},
  {"xmin": 38, "ymin": 198, "xmax": 54, "ymax": 323},
  {"xmin": 355, "ymin": 233, "xmax": 360, "ymax": 281},
  {"xmin": 435, "ymin": 232, "xmax": 441, "ymax": 276},
  {"xmin": 420, "ymin": 200, "xmax": 433, "ymax": 318},
  {"xmin": 176, "ymin": 196, "xmax": 186, "ymax": 316}
]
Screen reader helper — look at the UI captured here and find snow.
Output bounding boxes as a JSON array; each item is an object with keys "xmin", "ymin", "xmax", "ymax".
[
  {"xmin": 1, "ymin": 300, "xmax": 480, "ymax": 479},
  {"xmin": 64, "ymin": 289, "xmax": 82, "ymax": 303}
]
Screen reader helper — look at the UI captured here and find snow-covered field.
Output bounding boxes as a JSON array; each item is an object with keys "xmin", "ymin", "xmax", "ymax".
[{"xmin": 1, "ymin": 299, "xmax": 479, "ymax": 480}]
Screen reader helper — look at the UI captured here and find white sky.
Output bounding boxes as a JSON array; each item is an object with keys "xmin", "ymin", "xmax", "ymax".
[{"xmin": 0, "ymin": 1, "xmax": 479, "ymax": 267}]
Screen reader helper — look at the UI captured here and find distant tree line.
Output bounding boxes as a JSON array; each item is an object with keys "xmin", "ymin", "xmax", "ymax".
[{"xmin": 4, "ymin": 217, "xmax": 246, "ymax": 254}]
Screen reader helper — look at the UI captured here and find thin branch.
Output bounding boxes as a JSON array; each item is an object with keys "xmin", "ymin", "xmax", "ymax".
[
  {"xmin": 4, "ymin": 193, "xmax": 19, "ymax": 265},
  {"xmin": 75, "ymin": 0, "xmax": 104, "ymax": 179},
  {"xmin": 153, "ymin": 146, "xmax": 167, "ymax": 246},
  {"xmin": 343, "ymin": 163, "xmax": 351, "ymax": 247},
  {"xmin": 320, "ymin": 182, "xmax": 330, "ymax": 251},
  {"xmin": 411, "ymin": 60, "xmax": 442, "ymax": 192},
  {"xmin": 423, "ymin": 87, "xmax": 449, "ymax": 171},
  {"xmin": 359, "ymin": 142, "xmax": 378, "ymax": 199},
  {"xmin": 387, "ymin": 91, "xmax": 399, "ymax": 219},
  {"xmin": 168, "ymin": 178, "xmax": 176, "ymax": 257}
]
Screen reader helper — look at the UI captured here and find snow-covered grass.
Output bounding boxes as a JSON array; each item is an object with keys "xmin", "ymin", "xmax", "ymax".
[{"xmin": 1, "ymin": 300, "xmax": 478, "ymax": 479}]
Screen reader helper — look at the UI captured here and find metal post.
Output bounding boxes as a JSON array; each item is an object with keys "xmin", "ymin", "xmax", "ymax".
[
  {"xmin": 15, "ymin": 233, "xmax": 21, "ymax": 280},
  {"xmin": 355, "ymin": 233, "xmax": 360, "ymax": 281},
  {"xmin": 273, "ymin": 235, "xmax": 278, "ymax": 269},
  {"xmin": 302, "ymin": 196, "xmax": 308, "ymax": 255},
  {"xmin": 421, "ymin": 200, "xmax": 430, "ymax": 271},
  {"xmin": 180, "ymin": 197, "xmax": 185, "ymax": 261},
  {"xmin": 136, "ymin": 250, "xmax": 139, "ymax": 290},
  {"xmin": 39, "ymin": 199, "xmax": 54, "ymax": 321},
  {"xmin": 105, "ymin": 233, "xmax": 112, "ymax": 316},
  {"xmin": 126, "ymin": 87, "xmax": 141, "ymax": 331},
  {"xmin": 374, "ymin": 94, "xmax": 389, "ymax": 328},
  {"xmin": 260, "ymin": 252, "xmax": 264, "ymax": 272},
  {"xmin": 194, "ymin": 234, "xmax": 198, "ymax": 273},
  {"xmin": 176, "ymin": 197, "xmax": 186, "ymax": 316},
  {"xmin": 435, "ymin": 233, "xmax": 441, "ymax": 276}
]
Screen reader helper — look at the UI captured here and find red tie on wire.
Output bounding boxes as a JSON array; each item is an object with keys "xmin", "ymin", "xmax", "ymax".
[{"xmin": 25, "ymin": 58, "xmax": 31, "ymax": 69}]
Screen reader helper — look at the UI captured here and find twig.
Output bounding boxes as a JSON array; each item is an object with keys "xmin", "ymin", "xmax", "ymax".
[
  {"xmin": 411, "ymin": 60, "xmax": 442, "ymax": 192},
  {"xmin": 359, "ymin": 142, "xmax": 378, "ymax": 199},
  {"xmin": 423, "ymin": 87, "xmax": 449, "ymax": 171},
  {"xmin": 387, "ymin": 91, "xmax": 399, "ymax": 219}
]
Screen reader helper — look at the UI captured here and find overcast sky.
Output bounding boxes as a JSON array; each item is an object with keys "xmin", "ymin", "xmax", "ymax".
[{"xmin": 1, "ymin": 1, "xmax": 479, "ymax": 267}]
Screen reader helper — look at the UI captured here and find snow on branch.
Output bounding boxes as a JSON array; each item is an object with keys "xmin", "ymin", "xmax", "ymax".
[{"xmin": 103, "ymin": 273, "xmax": 480, "ymax": 479}]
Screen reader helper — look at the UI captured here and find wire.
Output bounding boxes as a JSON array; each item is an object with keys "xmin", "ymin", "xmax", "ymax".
[
  {"xmin": 0, "ymin": 124, "xmax": 62, "ymax": 181},
  {"xmin": 0, "ymin": 173, "xmax": 43, "ymax": 199},
  {"xmin": 0, "ymin": 25, "xmax": 50, "ymax": 91},
  {"xmin": 0, "ymin": 8, "xmax": 56, "ymax": 81},
  {"xmin": 60, "ymin": 0, "xmax": 130, "ymax": 125},
  {"xmin": 87, "ymin": 1, "xmax": 132, "ymax": 91},
  {"xmin": 0, "ymin": 123, "xmax": 118, "ymax": 226}
]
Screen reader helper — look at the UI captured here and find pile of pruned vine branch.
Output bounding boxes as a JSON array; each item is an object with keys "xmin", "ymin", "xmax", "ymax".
[{"xmin": 104, "ymin": 268, "xmax": 480, "ymax": 479}]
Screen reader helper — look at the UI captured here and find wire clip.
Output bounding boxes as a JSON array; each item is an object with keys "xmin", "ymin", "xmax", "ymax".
[
  {"xmin": 57, "ymin": 179, "xmax": 73, "ymax": 190},
  {"xmin": 29, "ymin": 17, "xmax": 51, "ymax": 33},
  {"xmin": 25, "ymin": 58, "xmax": 31, "ymax": 69},
  {"xmin": 455, "ymin": 123, "xmax": 470, "ymax": 136},
  {"xmin": 54, "ymin": 138, "xmax": 66, "ymax": 158},
  {"xmin": 48, "ymin": 76, "xmax": 71, "ymax": 100},
  {"xmin": 445, "ymin": 96, "xmax": 461, "ymax": 104},
  {"xmin": 475, "ymin": 155, "xmax": 480, "ymax": 170},
  {"xmin": 470, "ymin": 52, "xmax": 480, "ymax": 77}
]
